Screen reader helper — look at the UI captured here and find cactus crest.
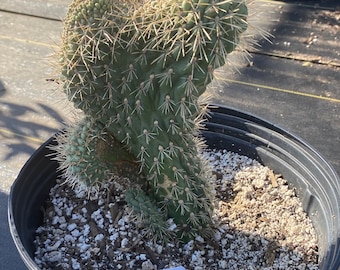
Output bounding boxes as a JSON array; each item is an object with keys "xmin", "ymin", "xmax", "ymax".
[{"xmin": 58, "ymin": 0, "xmax": 248, "ymax": 242}]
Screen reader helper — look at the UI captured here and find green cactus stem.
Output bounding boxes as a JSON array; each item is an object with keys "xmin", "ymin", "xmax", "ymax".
[
  {"xmin": 124, "ymin": 187, "xmax": 173, "ymax": 242},
  {"xmin": 59, "ymin": 0, "xmax": 248, "ymax": 241},
  {"xmin": 54, "ymin": 117, "xmax": 141, "ymax": 188}
]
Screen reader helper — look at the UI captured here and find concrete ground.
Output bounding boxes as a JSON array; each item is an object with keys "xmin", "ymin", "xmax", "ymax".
[{"xmin": 0, "ymin": 0, "xmax": 338, "ymax": 269}]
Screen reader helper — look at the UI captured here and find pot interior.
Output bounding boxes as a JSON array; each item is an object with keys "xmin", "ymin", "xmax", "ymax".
[
  {"xmin": 204, "ymin": 106, "xmax": 340, "ymax": 269},
  {"xmin": 8, "ymin": 106, "xmax": 340, "ymax": 269}
]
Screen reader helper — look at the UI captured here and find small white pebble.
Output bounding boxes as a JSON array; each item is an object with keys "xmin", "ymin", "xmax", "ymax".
[
  {"xmin": 141, "ymin": 259, "xmax": 155, "ymax": 270},
  {"xmin": 139, "ymin": 253, "xmax": 147, "ymax": 260},
  {"xmin": 121, "ymin": 238, "xmax": 129, "ymax": 248},
  {"xmin": 71, "ymin": 258, "xmax": 80, "ymax": 269},
  {"xmin": 71, "ymin": 229, "xmax": 80, "ymax": 237},
  {"xmin": 95, "ymin": 233, "xmax": 104, "ymax": 242},
  {"xmin": 67, "ymin": 223, "xmax": 77, "ymax": 231},
  {"xmin": 195, "ymin": 235, "xmax": 204, "ymax": 243},
  {"xmin": 46, "ymin": 240, "xmax": 62, "ymax": 251},
  {"xmin": 44, "ymin": 251, "xmax": 62, "ymax": 262},
  {"xmin": 218, "ymin": 260, "xmax": 228, "ymax": 269},
  {"xmin": 64, "ymin": 234, "xmax": 75, "ymax": 243}
]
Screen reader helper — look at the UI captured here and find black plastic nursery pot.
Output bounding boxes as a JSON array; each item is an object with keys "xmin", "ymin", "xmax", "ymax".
[{"xmin": 8, "ymin": 105, "xmax": 340, "ymax": 269}]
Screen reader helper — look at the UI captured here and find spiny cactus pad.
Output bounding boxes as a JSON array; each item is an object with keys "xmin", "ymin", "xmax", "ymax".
[
  {"xmin": 55, "ymin": 117, "xmax": 141, "ymax": 188},
  {"xmin": 124, "ymin": 187, "xmax": 172, "ymax": 242},
  {"xmin": 59, "ymin": 0, "xmax": 248, "ymax": 241}
]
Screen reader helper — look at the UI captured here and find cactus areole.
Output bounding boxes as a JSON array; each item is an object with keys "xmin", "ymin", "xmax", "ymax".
[{"xmin": 58, "ymin": 0, "xmax": 248, "ymax": 242}]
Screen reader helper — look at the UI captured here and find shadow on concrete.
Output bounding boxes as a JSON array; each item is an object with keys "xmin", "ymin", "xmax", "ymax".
[
  {"xmin": 271, "ymin": 0, "xmax": 339, "ymax": 6},
  {"xmin": 0, "ymin": 99, "xmax": 65, "ymax": 161},
  {"xmin": 37, "ymin": 102, "xmax": 65, "ymax": 124},
  {"xmin": 257, "ymin": 0, "xmax": 339, "ymax": 64},
  {"xmin": 0, "ymin": 81, "xmax": 6, "ymax": 98},
  {"xmin": 215, "ymin": 0, "xmax": 340, "ymax": 176}
]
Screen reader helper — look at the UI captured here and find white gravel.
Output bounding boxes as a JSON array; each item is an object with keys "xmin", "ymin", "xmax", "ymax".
[{"xmin": 34, "ymin": 149, "xmax": 319, "ymax": 269}]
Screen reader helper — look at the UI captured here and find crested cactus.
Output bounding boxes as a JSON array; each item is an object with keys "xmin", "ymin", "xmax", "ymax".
[{"xmin": 58, "ymin": 0, "xmax": 248, "ymax": 241}]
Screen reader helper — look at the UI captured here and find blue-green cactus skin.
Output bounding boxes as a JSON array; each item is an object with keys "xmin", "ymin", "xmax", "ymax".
[{"xmin": 59, "ymin": 0, "xmax": 248, "ymax": 241}]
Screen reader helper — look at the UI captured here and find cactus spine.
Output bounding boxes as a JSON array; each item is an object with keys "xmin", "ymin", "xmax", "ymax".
[{"xmin": 58, "ymin": 0, "xmax": 248, "ymax": 241}]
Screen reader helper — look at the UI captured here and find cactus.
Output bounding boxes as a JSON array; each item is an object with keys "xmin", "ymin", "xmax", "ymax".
[
  {"xmin": 58, "ymin": 0, "xmax": 248, "ymax": 241},
  {"xmin": 54, "ymin": 117, "xmax": 141, "ymax": 187}
]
